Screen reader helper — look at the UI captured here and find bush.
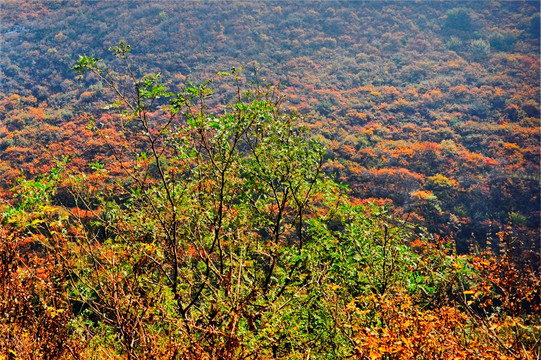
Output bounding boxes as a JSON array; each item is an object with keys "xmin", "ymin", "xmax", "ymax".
[
  {"xmin": 470, "ymin": 39, "xmax": 491, "ymax": 60},
  {"xmin": 444, "ymin": 8, "xmax": 473, "ymax": 34}
]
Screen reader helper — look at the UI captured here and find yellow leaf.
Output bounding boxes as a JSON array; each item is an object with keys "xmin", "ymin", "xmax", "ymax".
[
  {"xmin": 401, "ymin": 336, "xmax": 412, "ymax": 346},
  {"xmin": 31, "ymin": 218, "xmax": 45, "ymax": 226}
]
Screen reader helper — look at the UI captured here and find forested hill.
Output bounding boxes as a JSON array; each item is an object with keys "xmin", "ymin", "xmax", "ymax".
[
  {"xmin": 1, "ymin": 1, "xmax": 539, "ymax": 247},
  {"xmin": 1, "ymin": 1, "xmax": 540, "ymax": 359}
]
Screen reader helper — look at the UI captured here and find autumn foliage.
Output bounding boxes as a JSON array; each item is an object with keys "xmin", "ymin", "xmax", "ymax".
[{"xmin": 0, "ymin": 1, "xmax": 540, "ymax": 359}]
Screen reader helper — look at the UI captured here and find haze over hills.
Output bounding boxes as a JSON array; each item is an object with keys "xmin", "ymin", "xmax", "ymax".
[{"xmin": 0, "ymin": 1, "xmax": 539, "ymax": 358}]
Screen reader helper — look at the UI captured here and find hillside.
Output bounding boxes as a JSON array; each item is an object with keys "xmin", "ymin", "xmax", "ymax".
[
  {"xmin": 0, "ymin": 1, "xmax": 539, "ymax": 358},
  {"xmin": 1, "ymin": 1, "xmax": 539, "ymax": 249}
]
